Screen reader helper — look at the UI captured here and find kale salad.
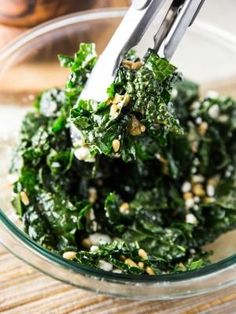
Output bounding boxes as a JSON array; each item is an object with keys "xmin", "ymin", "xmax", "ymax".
[{"xmin": 11, "ymin": 43, "xmax": 236, "ymax": 275}]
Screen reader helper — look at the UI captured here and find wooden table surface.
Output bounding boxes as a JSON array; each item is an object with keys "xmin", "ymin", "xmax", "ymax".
[{"xmin": 1, "ymin": 244, "xmax": 236, "ymax": 314}]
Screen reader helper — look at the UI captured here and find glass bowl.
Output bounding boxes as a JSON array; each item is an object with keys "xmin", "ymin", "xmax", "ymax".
[{"xmin": 0, "ymin": 9, "xmax": 236, "ymax": 300}]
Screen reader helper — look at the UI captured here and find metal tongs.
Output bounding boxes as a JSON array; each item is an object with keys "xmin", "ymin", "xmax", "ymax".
[
  {"xmin": 71, "ymin": 0, "xmax": 205, "ymax": 154},
  {"xmin": 79, "ymin": 0, "xmax": 205, "ymax": 102}
]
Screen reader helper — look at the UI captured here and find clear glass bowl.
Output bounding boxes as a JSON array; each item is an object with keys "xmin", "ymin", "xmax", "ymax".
[{"xmin": 0, "ymin": 9, "xmax": 236, "ymax": 300}]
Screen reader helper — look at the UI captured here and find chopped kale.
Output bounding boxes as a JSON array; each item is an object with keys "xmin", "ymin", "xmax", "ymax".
[
  {"xmin": 71, "ymin": 50, "xmax": 183, "ymax": 162},
  {"xmin": 11, "ymin": 43, "xmax": 236, "ymax": 276}
]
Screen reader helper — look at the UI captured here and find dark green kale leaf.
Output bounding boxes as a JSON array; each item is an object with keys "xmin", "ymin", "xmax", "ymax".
[
  {"xmin": 71, "ymin": 50, "xmax": 183, "ymax": 162},
  {"xmin": 58, "ymin": 43, "xmax": 97, "ymax": 102},
  {"xmin": 171, "ymin": 79, "xmax": 199, "ymax": 124},
  {"xmin": 36, "ymin": 192, "xmax": 92, "ymax": 250},
  {"xmin": 52, "ymin": 43, "xmax": 97, "ymax": 133}
]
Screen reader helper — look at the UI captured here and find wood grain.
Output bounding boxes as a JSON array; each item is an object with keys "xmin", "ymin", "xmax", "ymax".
[{"xmin": 1, "ymin": 244, "xmax": 236, "ymax": 314}]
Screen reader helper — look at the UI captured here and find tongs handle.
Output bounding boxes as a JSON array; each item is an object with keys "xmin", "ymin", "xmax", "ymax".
[
  {"xmin": 100, "ymin": 0, "xmax": 170, "ymax": 70},
  {"xmin": 154, "ymin": 0, "xmax": 205, "ymax": 59},
  {"xmin": 78, "ymin": 0, "xmax": 205, "ymax": 102},
  {"xmin": 79, "ymin": 0, "xmax": 170, "ymax": 101}
]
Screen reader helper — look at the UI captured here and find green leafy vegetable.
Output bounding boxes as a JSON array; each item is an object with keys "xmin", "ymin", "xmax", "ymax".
[
  {"xmin": 71, "ymin": 50, "xmax": 183, "ymax": 162},
  {"xmin": 11, "ymin": 43, "xmax": 236, "ymax": 276}
]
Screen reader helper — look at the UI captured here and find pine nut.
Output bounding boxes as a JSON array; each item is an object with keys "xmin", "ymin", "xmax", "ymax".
[
  {"xmin": 146, "ymin": 266, "xmax": 155, "ymax": 275},
  {"xmin": 63, "ymin": 251, "xmax": 77, "ymax": 260},
  {"xmin": 125, "ymin": 258, "xmax": 138, "ymax": 268},
  {"xmin": 138, "ymin": 249, "xmax": 148, "ymax": 260},
  {"xmin": 112, "ymin": 139, "xmax": 121, "ymax": 153},
  {"xmin": 20, "ymin": 191, "xmax": 29, "ymax": 206}
]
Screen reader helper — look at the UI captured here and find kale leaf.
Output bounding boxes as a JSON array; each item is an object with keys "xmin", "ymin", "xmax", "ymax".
[{"xmin": 71, "ymin": 50, "xmax": 183, "ymax": 162}]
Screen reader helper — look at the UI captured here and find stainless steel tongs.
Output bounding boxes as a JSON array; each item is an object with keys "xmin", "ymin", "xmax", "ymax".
[
  {"xmin": 71, "ymin": 0, "xmax": 205, "ymax": 154},
  {"xmin": 79, "ymin": 0, "xmax": 205, "ymax": 103}
]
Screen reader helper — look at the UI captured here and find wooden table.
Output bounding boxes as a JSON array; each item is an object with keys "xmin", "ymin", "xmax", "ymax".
[{"xmin": 1, "ymin": 244, "xmax": 236, "ymax": 314}]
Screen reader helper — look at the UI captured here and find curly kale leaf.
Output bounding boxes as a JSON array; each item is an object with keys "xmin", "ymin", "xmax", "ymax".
[
  {"xmin": 71, "ymin": 51, "xmax": 183, "ymax": 162},
  {"xmin": 171, "ymin": 79, "xmax": 199, "ymax": 124},
  {"xmin": 50, "ymin": 43, "xmax": 97, "ymax": 133},
  {"xmin": 58, "ymin": 43, "xmax": 97, "ymax": 102}
]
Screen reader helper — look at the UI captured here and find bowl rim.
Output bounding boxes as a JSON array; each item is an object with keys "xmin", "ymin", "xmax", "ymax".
[{"xmin": 0, "ymin": 7, "xmax": 236, "ymax": 292}]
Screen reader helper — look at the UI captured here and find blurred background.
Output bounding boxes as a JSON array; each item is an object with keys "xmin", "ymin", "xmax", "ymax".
[{"xmin": 0, "ymin": 0, "xmax": 235, "ymax": 49}]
